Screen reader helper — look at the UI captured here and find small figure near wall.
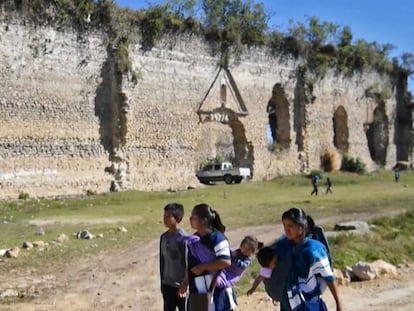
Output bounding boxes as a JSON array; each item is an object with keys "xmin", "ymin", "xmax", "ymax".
[
  {"xmin": 394, "ymin": 168, "xmax": 401, "ymax": 182},
  {"xmin": 325, "ymin": 177, "xmax": 333, "ymax": 194},
  {"xmin": 310, "ymin": 174, "xmax": 320, "ymax": 196}
]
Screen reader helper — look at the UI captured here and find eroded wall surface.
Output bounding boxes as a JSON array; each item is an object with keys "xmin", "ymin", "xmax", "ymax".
[{"xmin": 0, "ymin": 20, "xmax": 112, "ymax": 198}]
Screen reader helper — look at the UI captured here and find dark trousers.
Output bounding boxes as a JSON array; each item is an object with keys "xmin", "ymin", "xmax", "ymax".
[
  {"xmin": 162, "ymin": 284, "xmax": 185, "ymax": 311},
  {"xmin": 187, "ymin": 288, "xmax": 236, "ymax": 311}
]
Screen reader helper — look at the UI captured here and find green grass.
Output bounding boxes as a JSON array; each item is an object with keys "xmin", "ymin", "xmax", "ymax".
[{"xmin": 1, "ymin": 170, "xmax": 413, "ymax": 274}]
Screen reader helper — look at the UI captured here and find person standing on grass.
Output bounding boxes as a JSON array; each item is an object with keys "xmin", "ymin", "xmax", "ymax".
[
  {"xmin": 179, "ymin": 203, "xmax": 235, "ymax": 311},
  {"xmin": 310, "ymin": 174, "xmax": 320, "ymax": 196},
  {"xmin": 325, "ymin": 177, "xmax": 333, "ymax": 194},
  {"xmin": 160, "ymin": 203, "xmax": 187, "ymax": 311},
  {"xmin": 394, "ymin": 168, "xmax": 401, "ymax": 182}
]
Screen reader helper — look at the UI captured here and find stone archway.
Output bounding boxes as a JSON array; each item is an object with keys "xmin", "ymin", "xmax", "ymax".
[
  {"xmin": 197, "ymin": 108, "xmax": 253, "ymax": 171},
  {"xmin": 197, "ymin": 122, "xmax": 235, "ymax": 161},
  {"xmin": 267, "ymin": 83, "xmax": 291, "ymax": 149},
  {"xmin": 366, "ymin": 104, "xmax": 388, "ymax": 165},
  {"xmin": 228, "ymin": 116, "xmax": 254, "ymax": 168},
  {"xmin": 333, "ymin": 106, "xmax": 349, "ymax": 152}
]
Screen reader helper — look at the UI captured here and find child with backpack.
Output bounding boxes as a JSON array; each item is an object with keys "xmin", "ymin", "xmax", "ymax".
[{"xmin": 311, "ymin": 174, "xmax": 320, "ymax": 196}]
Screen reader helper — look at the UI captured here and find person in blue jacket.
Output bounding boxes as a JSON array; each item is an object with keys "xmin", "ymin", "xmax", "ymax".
[
  {"xmin": 310, "ymin": 175, "xmax": 320, "ymax": 196},
  {"xmin": 278, "ymin": 207, "xmax": 342, "ymax": 311}
]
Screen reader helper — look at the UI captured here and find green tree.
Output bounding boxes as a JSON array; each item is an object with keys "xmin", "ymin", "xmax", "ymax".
[
  {"xmin": 338, "ymin": 25, "xmax": 353, "ymax": 47},
  {"xmin": 287, "ymin": 19, "xmax": 306, "ymax": 41},
  {"xmin": 306, "ymin": 16, "xmax": 338, "ymax": 45},
  {"xmin": 401, "ymin": 52, "xmax": 414, "ymax": 74},
  {"xmin": 165, "ymin": 0, "xmax": 197, "ymax": 18},
  {"xmin": 201, "ymin": 0, "xmax": 268, "ymax": 46},
  {"xmin": 287, "ymin": 16, "xmax": 337, "ymax": 46}
]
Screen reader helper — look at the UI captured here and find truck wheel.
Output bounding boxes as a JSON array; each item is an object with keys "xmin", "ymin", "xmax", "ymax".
[
  {"xmin": 235, "ymin": 177, "xmax": 242, "ymax": 184},
  {"xmin": 224, "ymin": 175, "xmax": 233, "ymax": 184}
]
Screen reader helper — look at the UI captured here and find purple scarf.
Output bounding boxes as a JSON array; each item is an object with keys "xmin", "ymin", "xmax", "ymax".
[{"xmin": 178, "ymin": 234, "xmax": 216, "ymax": 263}]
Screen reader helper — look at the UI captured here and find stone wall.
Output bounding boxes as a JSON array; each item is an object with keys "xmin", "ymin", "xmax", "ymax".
[
  {"xmin": 0, "ymin": 17, "xmax": 408, "ymax": 199},
  {"xmin": 0, "ymin": 19, "xmax": 112, "ymax": 199}
]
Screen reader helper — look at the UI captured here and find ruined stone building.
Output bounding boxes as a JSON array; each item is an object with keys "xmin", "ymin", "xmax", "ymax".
[{"xmin": 0, "ymin": 10, "xmax": 412, "ymax": 199}]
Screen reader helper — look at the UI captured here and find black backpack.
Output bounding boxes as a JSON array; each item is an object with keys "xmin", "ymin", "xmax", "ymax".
[{"xmin": 262, "ymin": 249, "xmax": 291, "ymax": 301}]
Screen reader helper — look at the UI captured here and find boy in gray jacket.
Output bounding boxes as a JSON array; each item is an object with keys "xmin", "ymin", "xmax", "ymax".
[{"xmin": 160, "ymin": 203, "xmax": 187, "ymax": 311}]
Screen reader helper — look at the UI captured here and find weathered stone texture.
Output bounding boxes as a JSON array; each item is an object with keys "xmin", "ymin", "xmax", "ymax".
[
  {"xmin": 0, "ymin": 20, "xmax": 111, "ymax": 198},
  {"xmin": 0, "ymin": 19, "xmax": 405, "ymax": 199}
]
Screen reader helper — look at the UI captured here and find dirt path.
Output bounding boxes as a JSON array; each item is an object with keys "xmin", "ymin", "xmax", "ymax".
[{"xmin": 1, "ymin": 220, "xmax": 414, "ymax": 310}]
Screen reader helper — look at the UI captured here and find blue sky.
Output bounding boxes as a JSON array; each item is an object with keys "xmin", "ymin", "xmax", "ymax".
[{"xmin": 115, "ymin": 0, "xmax": 414, "ymax": 90}]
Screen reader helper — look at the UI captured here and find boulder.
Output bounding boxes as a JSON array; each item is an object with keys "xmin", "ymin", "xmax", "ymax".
[
  {"xmin": 55, "ymin": 233, "xmax": 69, "ymax": 243},
  {"xmin": 5, "ymin": 247, "xmax": 20, "ymax": 258},
  {"xmin": 334, "ymin": 221, "xmax": 370, "ymax": 234},
  {"xmin": 352, "ymin": 261, "xmax": 377, "ymax": 281},
  {"xmin": 76, "ymin": 230, "xmax": 94, "ymax": 239},
  {"xmin": 22, "ymin": 241, "xmax": 34, "ymax": 249},
  {"xmin": 372, "ymin": 259, "xmax": 398, "ymax": 276},
  {"xmin": 32, "ymin": 240, "xmax": 46, "ymax": 248}
]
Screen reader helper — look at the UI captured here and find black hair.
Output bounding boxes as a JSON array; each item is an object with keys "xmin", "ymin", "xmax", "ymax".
[
  {"xmin": 240, "ymin": 235, "xmax": 259, "ymax": 252},
  {"xmin": 282, "ymin": 207, "xmax": 308, "ymax": 240},
  {"xmin": 257, "ymin": 246, "xmax": 275, "ymax": 267},
  {"xmin": 192, "ymin": 203, "xmax": 226, "ymax": 233},
  {"xmin": 164, "ymin": 203, "xmax": 184, "ymax": 223},
  {"xmin": 282, "ymin": 207, "xmax": 308, "ymax": 227},
  {"xmin": 307, "ymin": 215, "xmax": 315, "ymax": 232}
]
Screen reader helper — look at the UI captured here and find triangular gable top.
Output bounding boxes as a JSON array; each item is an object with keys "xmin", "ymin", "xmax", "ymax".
[{"xmin": 198, "ymin": 67, "xmax": 248, "ymax": 115}]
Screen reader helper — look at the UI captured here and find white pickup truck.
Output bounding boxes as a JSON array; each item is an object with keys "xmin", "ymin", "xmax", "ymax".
[{"xmin": 195, "ymin": 161, "xmax": 251, "ymax": 185}]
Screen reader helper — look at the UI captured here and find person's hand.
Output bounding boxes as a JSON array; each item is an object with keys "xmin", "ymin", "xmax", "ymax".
[
  {"xmin": 178, "ymin": 284, "xmax": 187, "ymax": 298},
  {"xmin": 191, "ymin": 264, "xmax": 205, "ymax": 276},
  {"xmin": 246, "ymin": 288, "xmax": 254, "ymax": 296}
]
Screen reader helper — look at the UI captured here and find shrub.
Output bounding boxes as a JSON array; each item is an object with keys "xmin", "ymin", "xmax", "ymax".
[
  {"xmin": 18, "ymin": 191, "xmax": 30, "ymax": 200},
  {"xmin": 321, "ymin": 148, "xmax": 338, "ymax": 172},
  {"xmin": 113, "ymin": 37, "xmax": 131, "ymax": 74},
  {"xmin": 86, "ymin": 189, "xmax": 96, "ymax": 196},
  {"xmin": 310, "ymin": 169, "xmax": 323, "ymax": 179},
  {"xmin": 139, "ymin": 5, "xmax": 168, "ymax": 49},
  {"xmin": 270, "ymin": 142, "xmax": 283, "ymax": 153},
  {"xmin": 340, "ymin": 154, "xmax": 366, "ymax": 174}
]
